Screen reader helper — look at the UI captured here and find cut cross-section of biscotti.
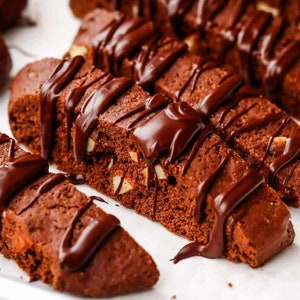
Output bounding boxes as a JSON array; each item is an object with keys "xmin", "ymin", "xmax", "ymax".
[
  {"xmin": 0, "ymin": 132, "xmax": 159, "ymax": 297},
  {"xmin": 69, "ymin": 1, "xmax": 300, "ymax": 119},
  {"xmin": 69, "ymin": 8, "xmax": 300, "ymax": 208},
  {"xmin": 9, "ymin": 56, "xmax": 295, "ymax": 268}
]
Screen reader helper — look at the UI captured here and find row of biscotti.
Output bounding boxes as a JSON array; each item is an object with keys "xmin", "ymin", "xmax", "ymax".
[
  {"xmin": 8, "ymin": 55, "xmax": 294, "ymax": 267},
  {"xmin": 0, "ymin": 0, "xmax": 28, "ymax": 86},
  {"xmin": 69, "ymin": 0, "xmax": 300, "ymax": 119},
  {"xmin": 69, "ymin": 9, "xmax": 300, "ymax": 207},
  {"xmin": 0, "ymin": 132, "xmax": 159, "ymax": 297}
]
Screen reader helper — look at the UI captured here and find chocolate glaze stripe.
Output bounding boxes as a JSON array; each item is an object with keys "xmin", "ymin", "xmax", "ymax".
[
  {"xmin": 93, "ymin": 13, "xmax": 154, "ymax": 74},
  {"xmin": 237, "ymin": 10, "xmax": 271, "ymax": 83},
  {"xmin": 74, "ymin": 76, "xmax": 133, "ymax": 162},
  {"xmin": 182, "ymin": 125, "xmax": 213, "ymax": 175},
  {"xmin": 229, "ymin": 111, "xmax": 283, "ymax": 140},
  {"xmin": 40, "ymin": 55, "xmax": 85, "ymax": 159},
  {"xmin": 217, "ymin": 84, "xmax": 261, "ymax": 124},
  {"xmin": 133, "ymin": 101, "xmax": 209, "ymax": 215},
  {"xmin": 59, "ymin": 199, "xmax": 120, "ymax": 272},
  {"xmin": 175, "ymin": 60, "xmax": 216, "ymax": 101},
  {"xmin": 113, "ymin": 93, "xmax": 171, "ymax": 130},
  {"xmin": 133, "ymin": 36, "xmax": 187, "ymax": 89},
  {"xmin": 0, "ymin": 153, "xmax": 48, "ymax": 214},
  {"xmin": 268, "ymin": 137, "xmax": 300, "ymax": 187},
  {"xmin": 173, "ymin": 168, "xmax": 264, "ymax": 262},
  {"xmin": 133, "ymin": 102, "xmax": 206, "ymax": 166},
  {"xmin": 64, "ymin": 71, "xmax": 106, "ymax": 149},
  {"xmin": 17, "ymin": 173, "xmax": 66, "ymax": 215},
  {"xmin": 194, "ymin": 153, "xmax": 230, "ymax": 223},
  {"xmin": 221, "ymin": 102, "xmax": 258, "ymax": 131},
  {"xmin": 263, "ymin": 39, "xmax": 300, "ymax": 96},
  {"xmin": 197, "ymin": 73, "xmax": 244, "ymax": 116}
]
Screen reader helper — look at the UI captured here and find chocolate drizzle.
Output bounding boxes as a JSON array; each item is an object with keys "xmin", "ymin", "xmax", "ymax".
[
  {"xmin": 40, "ymin": 56, "xmax": 84, "ymax": 159},
  {"xmin": 237, "ymin": 10, "xmax": 271, "ymax": 83},
  {"xmin": 263, "ymin": 39, "xmax": 300, "ymax": 96},
  {"xmin": 268, "ymin": 136, "xmax": 300, "ymax": 187},
  {"xmin": 133, "ymin": 35, "xmax": 187, "ymax": 89},
  {"xmin": 59, "ymin": 199, "xmax": 120, "ymax": 272},
  {"xmin": 173, "ymin": 168, "xmax": 264, "ymax": 262},
  {"xmin": 175, "ymin": 60, "xmax": 216, "ymax": 101},
  {"xmin": 229, "ymin": 111, "xmax": 283, "ymax": 139},
  {"xmin": 64, "ymin": 71, "xmax": 105, "ymax": 149},
  {"xmin": 0, "ymin": 140, "xmax": 48, "ymax": 213},
  {"xmin": 93, "ymin": 13, "xmax": 154, "ymax": 74},
  {"xmin": 133, "ymin": 101, "xmax": 209, "ymax": 214},
  {"xmin": 133, "ymin": 102, "xmax": 206, "ymax": 166},
  {"xmin": 197, "ymin": 73, "xmax": 243, "ymax": 116},
  {"xmin": 17, "ymin": 173, "xmax": 66, "ymax": 215},
  {"xmin": 114, "ymin": 93, "xmax": 171, "ymax": 130},
  {"xmin": 194, "ymin": 153, "xmax": 230, "ymax": 223},
  {"xmin": 74, "ymin": 76, "xmax": 133, "ymax": 162}
]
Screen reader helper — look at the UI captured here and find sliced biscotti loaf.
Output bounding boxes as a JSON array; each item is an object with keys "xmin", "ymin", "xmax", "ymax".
[
  {"xmin": 0, "ymin": 132, "xmax": 159, "ymax": 297},
  {"xmin": 70, "ymin": 8, "xmax": 300, "ymax": 208},
  {"xmin": 9, "ymin": 56, "xmax": 295, "ymax": 267},
  {"xmin": 69, "ymin": 1, "xmax": 300, "ymax": 119}
]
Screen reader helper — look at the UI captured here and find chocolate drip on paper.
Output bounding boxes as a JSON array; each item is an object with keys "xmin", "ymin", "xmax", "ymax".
[
  {"xmin": 40, "ymin": 56, "xmax": 84, "ymax": 159},
  {"xmin": 59, "ymin": 199, "xmax": 120, "ymax": 272},
  {"xmin": 173, "ymin": 168, "xmax": 264, "ymax": 262},
  {"xmin": 74, "ymin": 76, "xmax": 133, "ymax": 162}
]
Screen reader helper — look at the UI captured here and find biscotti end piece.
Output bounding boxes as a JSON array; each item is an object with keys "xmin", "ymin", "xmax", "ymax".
[{"xmin": 0, "ymin": 133, "xmax": 159, "ymax": 297}]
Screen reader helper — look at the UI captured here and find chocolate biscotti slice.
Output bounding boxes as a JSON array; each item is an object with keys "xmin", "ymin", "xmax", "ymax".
[
  {"xmin": 0, "ymin": 132, "xmax": 159, "ymax": 297},
  {"xmin": 70, "ymin": 0, "xmax": 300, "ymax": 119},
  {"xmin": 9, "ymin": 56, "xmax": 294, "ymax": 267},
  {"xmin": 70, "ymin": 8, "xmax": 300, "ymax": 207}
]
